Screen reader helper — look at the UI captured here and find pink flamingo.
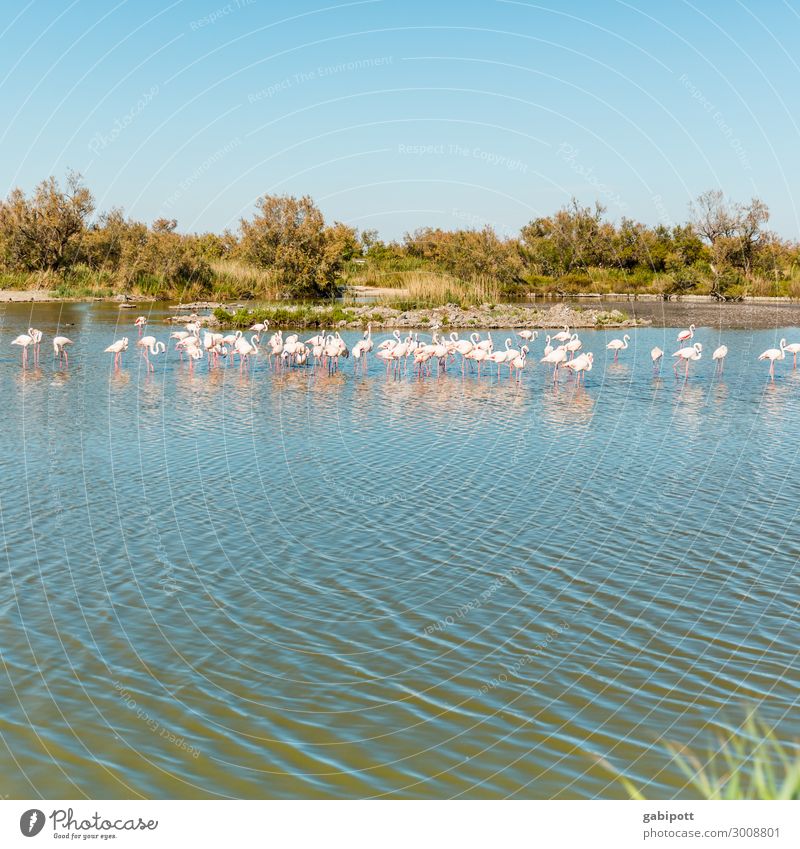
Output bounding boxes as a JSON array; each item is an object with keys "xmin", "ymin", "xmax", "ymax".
[
  {"xmin": 105, "ymin": 337, "xmax": 128, "ymax": 369},
  {"xmin": 11, "ymin": 334, "xmax": 33, "ymax": 365},
  {"xmin": 651, "ymin": 346, "xmax": 664, "ymax": 373},
  {"xmin": 672, "ymin": 342, "xmax": 702, "ymax": 377},
  {"xmin": 563, "ymin": 351, "xmax": 593, "ymax": 384},
  {"xmin": 541, "ymin": 345, "xmax": 568, "ymax": 383},
  {"xmin": 606, "ymin": 334, "xmax": 630, "ymax": 362},
  {"xmin": 783, "ymin": 342, "xmax": 800, "ymax": 369},
  {"xmin": 134, "ymin": 316, "xmax": 147, "ymax": 336},
  {"xmin": 137, "ymin": 336, "xmax": 166, "ymax": 372},
  {"xmin": 758, "ymin": 339, "xmax": 786, "ymax": 381},
  {"xmin": 712, "ymin": 345, "xmax": 728, "ymax": 375},
  {"xmin": 53, "ymin": 336, "xmax": 73, "ymax": 364},
  {"xmin": 677, "ymin": 324, "xmax": 696, "ymax": 344}
]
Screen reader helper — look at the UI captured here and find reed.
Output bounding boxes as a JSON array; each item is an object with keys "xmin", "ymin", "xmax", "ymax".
[
  {"xmin": 374, "ymin": 271, "xmax": 503, "ymax": 308},
  {"xmin": 208, "ymin": 260, "xmax": 283, "ymax": 300},
  {"xmin": 603, "ymin": 711, "xmax": 800, "ymax": 800}
]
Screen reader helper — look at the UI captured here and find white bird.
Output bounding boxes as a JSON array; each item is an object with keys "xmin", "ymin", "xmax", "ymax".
[
  {"xmin": 553, "ymin": 325, "xmax": 572, "ymax": 343},
  {"xmin": 650, "ymin": 346, "xmax": 664, "ymax": 371},
  {"xmin": 104, "ymin": 337, "xmax": 129, "ymax": 368},
  {"xmin": 53, "ymin": 336, "xmax": 74, "ymax": 364},
  {"xmin": 517, "ymin": 329, "xmax": 538, "ymax": 342},
  {"xmin": 758, "ymin": 338, "xmax": 786, "ymax": 380},
  {"xmin": 136, "ymin": 335, "xmax": 166, "ymax": 372},
  {"xmin": 541, "ymin": 345, "xmax": 568, "ymax": 382},
  {"xmin": 352, "ymin": 324, "xmax": 374, "ymax": 373},
  {"xmin": 565, "ymin": 334, "xmax": 582, "ymax": 358},
  {"xmin": 712, "ymin": 344, "xmax": 728, "ymax": 374},
  {"xmin": 563, "ymin": 351, "xmax": 594, "ymax": 383},
  {"xmin": 509, "ymin": 345, "xmax": 529, "ymax": 380},
  {"xmin": 11, "ymin": 334, "xmax": 33, "ymax": 365},
  {"xmin": 235, "ymin": 334, "xmax": 260, "ymax": 370},
  {"xmin": 542, "ymin": 335, "xmax": 553, "ymax": 357},
  {"xmin": 783, "ymin": 342, "xmax": 800, "ymax": 369},
  {"xmin": 250, "ymin": 320, "xmax": 269, "ymax": 333},
  {"xmin": 672, "ymin": 342, "xmax": 702, "ymax": 377},
  {"xmin": 606, "ymin": 334, "xmax": 630, "ymax": 361},
  {"xmin": 677, "ymin": 324, "xmax": 696, "ymax": 344},
  {"xmin": 378, "ymin": 330, "xmax": 401, "ymax": 351}
]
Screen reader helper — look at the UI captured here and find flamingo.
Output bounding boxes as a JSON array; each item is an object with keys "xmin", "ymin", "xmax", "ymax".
[
  {"xmin": 672, "ymin": 342, "xmax": 702, "ymax": 377},
  {"xmin": 517, "ymin": 329, "xmax": 538, "ymax": 342},
  {"xmin": 563, "ymin": 351, "xmax": 593, "ymax": 384},
  {"xmin": 104, "ymin": 337, "xmax": 128, "ymax": 368},
  {"xmin": 783, "ymin": 342, "xmax": 800, "ymax": 369},
  {"xmin": 134, "ymin": 316, "xmax": 147, "ymax": 335},
  {"xmin": 476, "ymin": 332, "xmax": 494, "ymax": 353},
  {"xmin": 176, "ymin": 335, "xmax": 203, "ymax": 370},
  {"xmin": 25, "ymin": 327, "xmax": 43, "ymax": 364},
  {"xmin": 542, "ymin": 335, "xmax": 553, "ymax": 357},
  {"xmin": 509, "ymin": 345, "xmax": 529, "ymax": 380},
  {"xmin": 565, "ymin": 334, "xmax": 582, "ymax": 358},
  {"xmin": 413, "ymin": 345, "xmax": 435, "ymax": 377},
  {"xmin": 137, "ymin": 336, "xmax": 166, "ymax": 372},
  {"xmin": 606, "ymin": 334, "xmax": 630, "ymax": 362},
  {"xmin": 465, "ymin": 345, "xmax": 491, "ymax": 377},
  {"xmin": 11, "ymin": 334, "xmax": 33, "ymax": 365},
  {"xmin": 758, "ymin": 338, "xmax": 787, "ymax": 380},
  {"xmin": 712, "ymin": 344, "xmax": 728, "ymax": 375},
  {"xmin": 53, "ymin": 336, "xmax": 73, "ymax": 364},
  {"xmin": 553, "ymin": 325, "xmax": 571, "ymax": 343},
  {"xmin": 378, "ymin": 330, "xmax": 401, "ymax": 351},
  {"xmin": 352, "ymin": 324, "xmax": 373, "ymax": 374},
  {"xmin": 250, "ymin": 319, "xmax": 269, "ymax": 333},
  {"xmin": 677, "ymin": 324, "xmax": 696, "ymax": 344},
  {"xmin": 235, "ymin": 334, "xmax": 260, "ymax": 370},
  {"xmin": 541, "ymin": 345, "xmax": 568, "ymax": 382},
  {"xmin": 376, "ymin": 346, "xmax": 397, "ymax": 376},
  {"xmin": 650, "ymin": 346, "xmax": 664, "ymax": 372}
]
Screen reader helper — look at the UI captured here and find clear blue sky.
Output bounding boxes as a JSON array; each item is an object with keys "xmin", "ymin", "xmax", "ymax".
[{"xmin": 2, "ymin": 0, "xmax": 799, "ymax": 240}]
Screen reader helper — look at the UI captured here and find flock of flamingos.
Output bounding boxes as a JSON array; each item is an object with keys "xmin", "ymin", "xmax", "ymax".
[{"xmin": 8, "ymin": 318, "xmax": 800, "ymax": 382}]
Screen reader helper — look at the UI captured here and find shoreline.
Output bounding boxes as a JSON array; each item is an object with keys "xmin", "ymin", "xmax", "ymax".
[
  {"xmin": 5, "ymin": 289, "xmax": 800, "ymax": 331},
  {"xmin": 5, "ymin": 287, "xmax": 800, "ymax": 306}
]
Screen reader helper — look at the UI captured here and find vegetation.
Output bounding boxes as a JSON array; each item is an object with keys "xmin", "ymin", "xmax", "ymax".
[
  {"xmin": 605, "ymin": 711, "xmax": 800, "ymax": 800},
  {"xmin": 1, "ymin": 172, "xmax": 799, "ymax": 304},
  {"xmin": 213, "ymin": 304, "xmax": 357, "ymax": 329}
]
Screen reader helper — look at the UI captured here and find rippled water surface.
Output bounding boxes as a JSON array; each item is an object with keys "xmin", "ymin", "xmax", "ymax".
[{"xmin": 1, "ymin": 302, "xmax": 798, "ymax": 799}]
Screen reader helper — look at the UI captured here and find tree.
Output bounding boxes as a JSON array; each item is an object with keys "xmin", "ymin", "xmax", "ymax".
[
  {"xmin": 520, "ymin": 200, "xmax": 612, "ymax": 275},
  {"xmin": 0, "ymin": 170, "xmax": 94, "ymax": 272},
  {"xmin": 238, "ymin": 194, "xmax": 343, "ymax": 297},
  {"xmin": 690, "ymin": 190, "xmax": 770, "ymax": 274}
]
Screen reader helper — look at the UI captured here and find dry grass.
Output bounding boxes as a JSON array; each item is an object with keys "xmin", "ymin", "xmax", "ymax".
[
  {"xmin": 373, "ymin": 271, "xmax": 503, "ymax": 307},
  {"xmin": 209, "ymin": 259, "xmax": 282, "ymax": 299}
]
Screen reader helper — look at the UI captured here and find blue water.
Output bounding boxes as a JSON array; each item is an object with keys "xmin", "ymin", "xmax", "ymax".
[{"xmin": 0, "ymin": 302, "xmax": 798, "ymax": 799}]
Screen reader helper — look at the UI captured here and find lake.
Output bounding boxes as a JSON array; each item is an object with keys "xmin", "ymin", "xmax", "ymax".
[{"xmin": 1, "ymin": 301, "xmax": 798, "ymax": 799}]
